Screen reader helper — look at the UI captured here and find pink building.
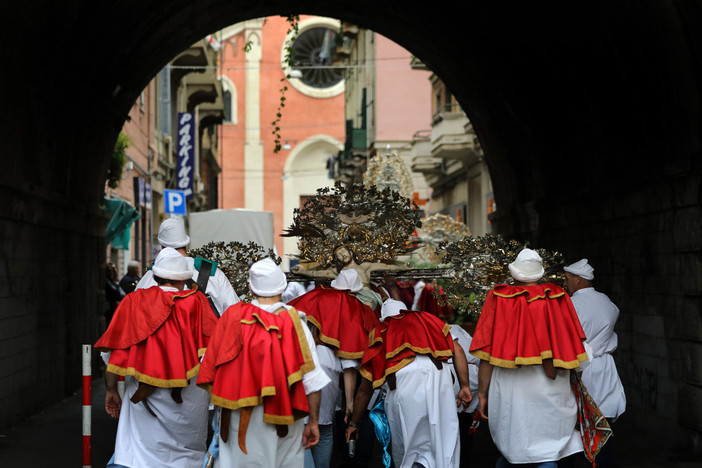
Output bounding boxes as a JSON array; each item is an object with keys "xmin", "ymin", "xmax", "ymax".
[{"xmin": 217, "ymin": 16, "xmax": 346, "ymax": 266}]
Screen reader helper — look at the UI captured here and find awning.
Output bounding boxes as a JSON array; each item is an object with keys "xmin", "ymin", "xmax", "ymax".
[{"xmin": 104, "ymin": 197, "xmax": 141, "ymax": 249}]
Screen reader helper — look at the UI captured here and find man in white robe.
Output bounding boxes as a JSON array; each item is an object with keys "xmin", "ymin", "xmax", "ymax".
[
  {"xmin": 564, "ymin": 258, "xmax": 626, "ymax": 467},
  {"xmin": 449, "ymin": 324, "xmax": 480, "ymax": 467},
  {"xmin": 208, "ymin": 258, "xmax": 331, "ymax": 468},
  {"xmin": 472, "ymin": 249, "xmax": 589, "ymax": 468},
  {"xmin": 103, "ymin": 248, "xmax": 212, "ymax": 468},
  {"xmin": 347, "ymin": 296, "xmax": 473, "ymax": 468}
]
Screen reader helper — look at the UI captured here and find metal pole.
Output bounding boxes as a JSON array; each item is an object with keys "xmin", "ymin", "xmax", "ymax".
[{"xmin": 82, "ymin": 345, "xmax": 92, "ymax": 468}]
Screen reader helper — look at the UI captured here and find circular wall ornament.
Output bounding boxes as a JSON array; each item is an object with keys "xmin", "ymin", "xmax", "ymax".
[{"xmin": 282, "ymin": 17, "xmax": 345, "ymax": 99}]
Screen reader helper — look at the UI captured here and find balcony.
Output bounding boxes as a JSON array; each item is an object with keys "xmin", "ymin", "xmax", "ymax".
[
  {"xmin": 410, "ymin": 130, "xmax": 443, "ymax": 176},
  {"xmin": 428, "ymin": 106, "xmax": 481, "ymax": 168}
]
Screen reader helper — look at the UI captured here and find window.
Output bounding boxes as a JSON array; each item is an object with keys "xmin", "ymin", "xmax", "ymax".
[{"xmin": 290, "ymin": 27, "xmax": 344, "ymax": 89}]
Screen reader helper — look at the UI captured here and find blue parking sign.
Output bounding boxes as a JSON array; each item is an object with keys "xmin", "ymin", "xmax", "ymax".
[{"xmin": 164, "ymin": 189, "xmax": 187, "ymax": 215}]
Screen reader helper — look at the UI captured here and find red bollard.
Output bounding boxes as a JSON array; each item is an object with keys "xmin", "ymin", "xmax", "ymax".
[{"xmin": 82, "ymin": 345, "xmax": 92, "ymax": 468}]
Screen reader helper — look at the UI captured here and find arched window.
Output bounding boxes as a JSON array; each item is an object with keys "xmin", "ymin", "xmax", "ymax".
[{"xmin": 219, "ymin": 76, "xmax": 237, "ymax": 124}]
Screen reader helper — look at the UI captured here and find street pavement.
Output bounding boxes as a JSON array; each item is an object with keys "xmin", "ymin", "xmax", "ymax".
[{"xmin": 1, "ymin": 376, "xmax": 700, "ymax": 467}]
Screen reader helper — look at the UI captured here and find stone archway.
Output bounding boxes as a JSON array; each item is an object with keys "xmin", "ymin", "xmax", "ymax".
[{"xmin": 1, "ymin": 1, "xmax": 701, "ymax": 456}]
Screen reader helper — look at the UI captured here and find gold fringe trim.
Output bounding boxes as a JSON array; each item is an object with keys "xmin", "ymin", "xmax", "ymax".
[
  {"xmin": 469, "ymin": 349, "xmax": 589, "ymax": 370},
  {"xmin": 286, "ymin": 307, "xmax": 316, "ymax": 377},
  {"xmin": 385, "ymin": 343, "xmax": 453, "ymax": 360},
  {"xmin": 106, "ymin": 363, "xmax": 198, "ymax": 388}
]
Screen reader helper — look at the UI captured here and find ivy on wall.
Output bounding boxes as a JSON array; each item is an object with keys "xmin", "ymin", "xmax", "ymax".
[{"xmin": 106, "ymin": 132, "xmax": 131, "ymax": 189}]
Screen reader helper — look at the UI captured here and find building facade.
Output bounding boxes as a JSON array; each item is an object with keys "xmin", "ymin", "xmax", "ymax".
[
  {"xmin": 216, "ymin": 16, "xmax": 346, "ymax": 268},
  {"xmin": 336, "ymin": 26, "xmax": 493, "ymax": 237},
  {"xmin": 105, "ymin": 38, "xmax": 225, "ymax": 273}
]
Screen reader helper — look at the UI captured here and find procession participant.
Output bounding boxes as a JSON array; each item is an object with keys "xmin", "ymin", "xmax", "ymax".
[
  {"xmin": 346, "ymin": 282, "xmax": 472, "ymax": 468},
  {"xmin": 448, "ymin": 323, "xmax": 480, "ymax": 468},
  {"xmin": 136, "ymin": 217, "xmax": 240, "ymax": 316},
  {"xmin": 288, "ymin": 269, "xmax": 379, "ymax": 422},
  {"xmin": 564, "ymin": 258, "xmax": 626, "ymax": 467},
  {"xmin": 470, "ymin": 248, "xmax": 590, "ymax": 467},
  {"xmin": 95, "ymin": 247, "xmax": 218, "ymax": 468},
  {"xmin": 416, "ymin": 279, "xmax": 452, "ymax": 320},
  {"xmin": 197, "ymin": 258, "xmax": 330, "ymax": 468},
  {"xmin": 303, "ymin": 322, "xmax": 342, "ymax": 468}
]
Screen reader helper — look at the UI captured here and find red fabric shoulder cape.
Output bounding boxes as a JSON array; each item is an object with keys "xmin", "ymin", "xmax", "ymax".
[
  {"xmin": 94, "ymin": 286, "xmax": 217, "ymax": 387},
  {"xmin": 197, "ymin": 303, "xmax": 314, "ymax": 425},
  {"xmin": 288, "ymin": 286, "xmax": 379, "ymax": 359},
  {"xmin": 360, "ymin": 310, "xmax": 454, "ymax": 388},
  {"xmin": 417, "ymin": 285, "xmax": 452, "ymax": 320},
  {"xmin": 469, "ymin": 283, "xmax": 587, "ymax": 369}
]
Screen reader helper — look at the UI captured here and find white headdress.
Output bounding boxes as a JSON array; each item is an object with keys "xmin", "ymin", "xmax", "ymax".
[
  {"xmin": 380, "ymin": 298, "xmax": 405, "ymax": 323},
  {"xmin": 508, "ymin": 248, "xmax": 545, "ymax": 282},
  {"xmin": 158, "ymin": 217, "xmax": 190, "ymax": 249},
  {"xmin": 249, "ymin": 258, "xmax": 287, "ymax": 297},
  {"xmin": 564, "ymin": 258, "xmax": 594, "ymax": 280},
  {"xmin": 152, "ymin": 247, "xmax": 194, "ymax": 281},
  {"xmin": 331, "ymin": 269, "xmax": 363, "ymax": 293}
]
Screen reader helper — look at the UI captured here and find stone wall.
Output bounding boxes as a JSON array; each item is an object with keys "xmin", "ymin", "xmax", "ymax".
[
  {"xmin": 493, "ymin": 167, "xmax": 702, "ymax": 456},
  {"xmin": 0, "ymin": 185, "xmax": 105, "ymax": 431}
]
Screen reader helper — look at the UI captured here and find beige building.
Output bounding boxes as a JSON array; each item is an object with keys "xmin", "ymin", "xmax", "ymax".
[{"xmin": 410, "ymin": 64, "xmax": 494, "ymax": 236}]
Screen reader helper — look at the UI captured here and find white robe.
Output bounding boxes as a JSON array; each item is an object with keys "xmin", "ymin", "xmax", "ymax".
[
  {"xmin": 488, "ymin": 366, "xmax": 583, "ymax": 464},
  {"xmin": 571, "ymin": 287, "xmax": 626, "ymax": 419},
  {"xmin": 136, "ymin": 258, "xmax": 240, "ymax": 316},
  {"xmin": 214, "ymin": 301, "xmax": 331, "ymax": 468},
  {"xmin": 384, "ymin": 355, "xmax": 460, "ymax": 468},
  {"xmin": 105, "ymin": 284, "xmax": 211, "ymax": 468},
  {"xmin": 448, "ymin": 325, "xmax": 480, "ymax": 414},
  {"xmin": 112, "ymin": 376, "xmax": 210, "ymax": 468}
]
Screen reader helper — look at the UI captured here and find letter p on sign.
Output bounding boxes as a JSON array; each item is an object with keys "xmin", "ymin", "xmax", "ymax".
[{"xmin": 164, "ymin": 189, "xmax": 187, "ymax": 215}]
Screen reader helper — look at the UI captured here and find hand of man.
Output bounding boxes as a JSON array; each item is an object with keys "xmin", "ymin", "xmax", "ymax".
[
  {"xmin": 105, "ymin": 389, "xmax": 122, "ymax": 419},
  {"xmin": 302, "ymin": 421, "xmax": 320, "ymax": 449},
  {"xmin": 345, "ymin": 422, "xmax": 359, "ymax": 443},
  {"xmin": 477, "ymin": 393, "xmax": 489, "ymax": 420},
  {"xmin": 457, "ymin": 386, "xmax": 472, "ymax": 410}
]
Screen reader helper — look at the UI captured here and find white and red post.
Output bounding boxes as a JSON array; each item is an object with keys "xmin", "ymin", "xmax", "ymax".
[{"xmin": 82, "ymin": 344, "xmax": 92, "ymax": 468}]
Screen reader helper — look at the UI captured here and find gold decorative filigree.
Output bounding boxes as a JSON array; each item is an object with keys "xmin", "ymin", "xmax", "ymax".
[
  {"xmin": 189, "ymin": 241, "xmax": 279, "ymax": 300},
  {"xmin": 283, "ymin": 182, "xmax": 422, "ymax": 268}
]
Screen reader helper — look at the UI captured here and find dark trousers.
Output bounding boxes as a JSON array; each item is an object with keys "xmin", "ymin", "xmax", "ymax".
[{"xmin": 457, "ymin": 411, "xmax": 475, "ymax": 467}]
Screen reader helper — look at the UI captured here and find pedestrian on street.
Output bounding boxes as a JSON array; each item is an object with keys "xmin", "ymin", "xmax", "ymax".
[
  {"xmin": 564, "ymin": 258, "xmax": 626, "ymax": 467},
  {"xmin": 95, "ymin": 247, "xmax": 218, "ymax": 468},
  {"xmin": 118, "ymin": 260, "xmax": 141, "ymax": 294},
  {"xmin": 104, "ymin": 262, "xmax": 125, "ymax": 328},
  {"xmin": 469, "ymin": 248, "xmax": 591, "ymax": 467},
  {"xmin": 197, "ymin": 258, "xmax": 330, "ymax": 468}
]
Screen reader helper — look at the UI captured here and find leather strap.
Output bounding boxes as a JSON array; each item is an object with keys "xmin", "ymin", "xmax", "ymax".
[
  {"xmin": 220, "ymin": 408, "xmax": 231, "ymax": 443},
  {"xmin": 238, "ymin": 407, "xmax": 253, "ymax": 453}
]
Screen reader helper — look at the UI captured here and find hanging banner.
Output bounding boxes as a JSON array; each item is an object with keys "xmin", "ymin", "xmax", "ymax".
[{"xmin": 177, "ymin": 112, "xmax": 195, "ymax": 199}]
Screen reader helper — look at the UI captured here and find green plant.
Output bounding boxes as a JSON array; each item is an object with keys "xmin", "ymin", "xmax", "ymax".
[
  {"xmin": 272, "ymin": 14, "xmax": 300, "ymax": 154},
  {"xmin": 106, "ymin": 132, "xmax": 131, "ymax": 189}
]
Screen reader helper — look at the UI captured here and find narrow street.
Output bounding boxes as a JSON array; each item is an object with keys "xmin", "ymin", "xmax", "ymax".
[{"xmin": 1, "ymin": 375, "xmax": 698, "ymax": 467}]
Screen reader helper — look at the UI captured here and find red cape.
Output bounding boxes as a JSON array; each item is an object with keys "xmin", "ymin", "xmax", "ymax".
[
  {"xmin": 197, "ymin": 303, "xmax": 313, "ymax": 424},
  {"xmin": 360, "ymin": 310, "xmax": 454, "ymax": 388},
  {"xmin": 469, "ymin": 283, "xmax": 587, "ymax": 369},
  {"xmin": 417, "ymin": 285, "xmax": 452, "ymax": 320},
  {"xmin": 94, "ymin": 286, "xmax": 217, "ymax": 387},
  {"xmin": 287, "ymin": 286, "xmax": 379, "ymax": 359},
  {"xmin": 395, "ymin": 281, "xmax": 415, "ymax": 309}
]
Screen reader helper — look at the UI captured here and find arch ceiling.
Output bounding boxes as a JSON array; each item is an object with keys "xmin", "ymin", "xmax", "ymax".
[{"xmin": 1, "ymin": 0, "xmax": 702, "ymax": 450}]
